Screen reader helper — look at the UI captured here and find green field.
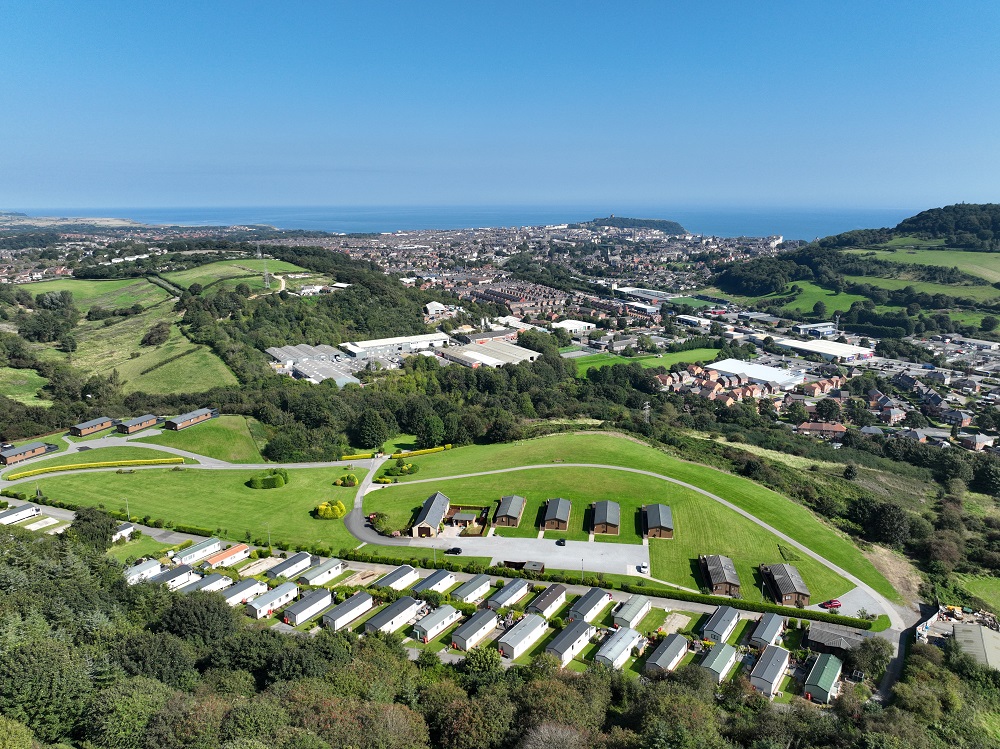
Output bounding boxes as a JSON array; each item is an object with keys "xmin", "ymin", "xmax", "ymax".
[
  {"xmin": 19, "ymin": 277, "xmax": 171, "ymax": 310},
  {"xmin": 136, "ymin": 415, "xmax": 265, "ymax": 463},
  {"xmin": 0, "ymin": 366, "xmax": 50, "ymax": 407},
  {"xmin": 843, "ymin": 274, "xmax": 1000, "ymax": 302},
  {"xmin": 845, "ymin": 247, "xmax": 1000, "ymax": 283},
  {"xmin": 2, "ymin": 446, "xmax": 197, "ymax": 479},
  {"xmin": 386, "ymin": 433, "xmax": 897, "ymax": 601},
  {"xmin": 960, "ymin": 575, "xmax": 1000, "ymax": 611},
  {"xmin": 162, "ymin": 259, "xmax": 309, "ymax": 290},
  {"xmin": 781, "ymin": 281, "xmax": 868, "ymax": 315},
  {"xmin": 574, "ymin": 348, "xmax": 719, "ymax": 376},
  {"xmin": 370, "ymin": 466, "xmax": 849, "ymax": 601},
  {"xmin": 37, "ymin": 302, "xmax": 237, "ymax": 395},
  {"xmin": 32, "ymin": 466, "xmax": 365, "ymax": 551}
]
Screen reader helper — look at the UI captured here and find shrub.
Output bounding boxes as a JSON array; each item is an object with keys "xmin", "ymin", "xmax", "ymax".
[
  {"xmin": 246, "ymin": 468, "xmax": 289, "ymax": 490},
  {"xmin": 5, "ymin": 457, "xmax": 184, "ymax": 480},
  {"xmin": 374, "ymin": 477, "xmax": 393, "ymax": 484},
  {"xmin": 314, "ymin": 500, "xmax": 347, "ymax": 520},
  {"xmin": 333, "ymin": 473, "xmax": 358, "ymax": 488},
  {"xmin": 341, "ymin": 453, "xmax": 373, "ymax": 460}
]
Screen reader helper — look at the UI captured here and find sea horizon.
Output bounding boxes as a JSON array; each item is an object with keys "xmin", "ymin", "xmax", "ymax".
[{"xmin": 10, "ymin": 205, "xmax": 918, "ymax": 241}]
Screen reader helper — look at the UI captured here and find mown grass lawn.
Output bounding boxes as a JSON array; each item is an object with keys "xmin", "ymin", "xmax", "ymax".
[
  {"xmin": 386, "ymin": 433, "xmax": 897, "ymax": 601},
  {"xmin": 162, "ymin": 259, "xmax": 309, "ymax": 290},
  {"xmin": 0, "ymin": 366, "xmax": 50, "ymax": 407},
  {"xmin": 574, "ymin": 348, "xmax": 720, "ymax": 376},
  {"xmin": 19, "ymin": 277, "xmax": 171, "ymax": 310},
  {"xmin": 959, "ymin": 574, "xmax": 1000, "ymax": 611},
  {"xmin": 106, "ymin": 534, "xmax": 171, "ymax": 564},
  {"xmin": 137, "ymin": 415, "xmax": 264, "ymax": 463},
  {"xmin": 369, "ymin": 465, "xmax": 850, "ymax": 601},
  {"xmin": 2, "ymin": 446, "xmax": 197, "ymax": 479},
  {"xmin": 33, "ymin": 466, "xmax": 365, "ymax": 551}
]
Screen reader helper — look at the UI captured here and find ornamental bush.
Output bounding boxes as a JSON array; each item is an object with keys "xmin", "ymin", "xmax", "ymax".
[
  {"xmin": 333, "ymin": 473, "xmax": 358, "ymax": 487},
  {"xmin": 246, "ymin": 468, "xmax": 289, "ymax": 490},
  {"xmin": 314, "ymin": 500, "xmax": 347, "ymax": 520}
]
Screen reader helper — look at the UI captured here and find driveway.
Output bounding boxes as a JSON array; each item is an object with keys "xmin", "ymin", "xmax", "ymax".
[{"xmin": 448, "ymin": 536, "xmax": 649, "ymax": 575}]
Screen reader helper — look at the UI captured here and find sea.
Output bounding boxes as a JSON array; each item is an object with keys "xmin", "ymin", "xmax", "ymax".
[{"xmin": 21, "ymin": 205, "xmax": 917, "ymax": 241}]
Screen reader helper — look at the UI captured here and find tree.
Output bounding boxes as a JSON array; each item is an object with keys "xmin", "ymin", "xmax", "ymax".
[
  {"xmin": 85, "ymin": 676, "xmax": 177, "ymax": 749},
  {"xmin": 981, "ymin": 316, "xmax": 999, "ymax": 332},
  {"xmin": 415, "ymin": 412, "xmax": 445, "ymax": 449},
  {"xmin": 158, "ymin": 592, "xmax": 240, "ymax": 648},
  {"xmin": 813, "ymin": 301, "xmax": 827, "ymax": 318},
  {"xmin": 844, "ymin": 464, "xmax": 858, "ymax": 480},
  {"xmin": 846, "ymin": 637, "xmax": 894, "ymax": 680},
  {"xmin": 786, "ymin": 402, "xmax": 808, "ymax": 424},
  {"xmin": 0, "ymin": 716, "xmax": 37, "ymax": 749},
  {"xmin": 815, "ymin": 398, "xmax": 841, "ymax": 422},
  {"xmin": 69, "ymin": 505, "xmax": 117, "ymax": 550},
  {"xmin": 355, "ymin": 409, "xmax": 389, "ymax": 450},
  {"xmin": 0, "ymin": 640, "xmax": 91, "ymax": 743}
]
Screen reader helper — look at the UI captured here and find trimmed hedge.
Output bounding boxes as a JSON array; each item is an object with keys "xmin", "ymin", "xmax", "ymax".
[
  {"xmin": 341, "ymin": 453, "xmax": 373, "ymax": 461},
  {"xmin": 389, "ymin": 444, "xmax": 452, "ymax": 459},
  {"xmin": 337, "ymin": 548, "xmax": 873, "ymax": 631},
  {"xmin": 6, "ymin": 457, "xmax": 185, "ymax": 480}
]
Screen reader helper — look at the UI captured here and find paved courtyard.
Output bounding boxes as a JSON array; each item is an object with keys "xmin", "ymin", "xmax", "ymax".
[{"xmin": 422, "ymin": 535, "xmax": 650, "ymax": 575}]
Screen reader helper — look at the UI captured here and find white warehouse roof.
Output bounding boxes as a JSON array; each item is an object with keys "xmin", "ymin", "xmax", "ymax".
[{"xmin": 710, "ymin": 358, "xmax": 805, "ymax": 390}]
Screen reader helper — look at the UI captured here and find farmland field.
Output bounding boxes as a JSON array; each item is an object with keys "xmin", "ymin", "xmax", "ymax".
[
  {"xmin": 574, "ymin": 348, "xmax": 719, "ymax": 376},
  {"xmin": 0, "ymin": 366, "xmax": 50, "ymax": 406},
  {"xmin": 780, "ymin": 281, "xmax": 868, "ymax": 315},
  {"xmin": 368, "ymin": 466, "xmax": 850, "ymax": 601},
  {"xmin": 32, "ymin": 466, "xmax": 365, "ymax": 551},
  {"xmin": 136, "ymin": 415, "xmax": 265, "ymax": 463},
  {"xmin": 1, "ymin": 446, "xmax": 196, "ymax": 479},
  {"xmin": 844, "ymin": 247, "xmax": 1000, "ymax": 283},
  {"xmin": 19, "ymin": 277, "xmax": 171, "ymax": 310},
  {"xmin": 843, "ymin": 275, "xmax": 1000, "ymax": 302},
  {"xmin": 162, "ymin": 259, "xmax": 309, "ymax": 290},
  {"xmin": 386, "ymin": 433, "xmax": 897, "ymax": 601}
]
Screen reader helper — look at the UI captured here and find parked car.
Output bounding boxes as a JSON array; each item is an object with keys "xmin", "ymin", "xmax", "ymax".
[
  {"xmin": 445, "ymin": 547, "xmax": 462, "ymax": 555},
  {"xmin": 638, "ymin": 562, "xmax": 650, "ymax": 574},
  {"xmin": 555, "ymin": 539, "xmax": 566, "ymax": 546},
  {"xmin": 820, "ymin": 599, "xmax": 842, "ymax": 609}
]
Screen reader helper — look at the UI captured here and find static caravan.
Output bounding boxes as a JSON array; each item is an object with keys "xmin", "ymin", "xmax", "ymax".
[
  {"xmin": 175, "ymin": 538, "xmax": 223, "ymax": 566},
  {"xmin": 69, "ymin": 416, "xmax": 112, "ymax": 437},
  {"xmin": 283, "ymin": 588, "xmax": 333, "ymax": 626},
  {"xmin": 645, "ymin": 633, "xmax": 689, "ymax": 674},
  {"xmin": 702, "ymin": 606, "xmax": 740, "ymax": 644},
  {"xmin": 526, "ymin": 584, "xmax": 567, "ymax": 619},
  {"xmin": 613, "ymin": 595, "xmax": 651, "ymax": 630},
  {"xmin": 364, "ymin": 596, "xmax": 421, "ymax": 634},
  {"xmin": 700, "ymin": 643, "xmax": 738, "ymax": 683},
  {"xmin": 413, "ymin": 605, "xmax": 462, "ymax": 642},
  {"xmin": 222, "ymin": 579, "xmax": 267, "ymax": 607},
  {"xmin": 267, "ymin": 552, "xmax": 316, "ymax": 580},
  {"xmin": 486, "ymin": 578, "xmax": 531, "ymax": 610},
  {"xmin": 150, "ymin": 565, "xmax": 199, "ymax": 591},
  {"xmin": 112, "ymin": 522, "xmax": 135, "ymax": 543},
  {"xmin": 373, "ymin": 564, "xmax": 420, "ymax": 591},
  {"xmin": 246, "ymin": 582, "xmax": 298, "ymax": 619},
  {"xmin": 749, "ymin": 613, "xmax": 784, "ymax": 649},
  {"xmin": 0, "ymin": 503, "xmax": 41, "ymax": 526},
  {"xmin": 498, "ymin": 614, "xmax": 548, "ymax": 659},
  {"xmin": 0, "ymin": 442, "xmax": 51, "ymax": 466},
  {"xmin": 545, "ymin": 619, "xmax": 595, "ymax": 666},
  {"xmin": 178, "ymin": 573, "xmax": 233, "ymax": 594},
  {"xmin": 201, "ymin": 543, "xmax": 251, "ymax": 570},
  {"xmin": 322, "ymin": 591, "xmax": 374, "ymax": 631},
  {"xmin": 804, "ymin": 653, "xmax": 843, "ymax": 704},
  {"xmin": 124, "ymin": 558, "xmax": 162, "ymax": 585},
  {"xmin": 164, "ymin": 407, "xmax": 218, "ymax": 430},
  {"xmin": 567, "ymin": 587, "xmax": 612, "ymax": 623},
  {"xmin": 594, "ymin": 627, "xmax": 644, "ymax": 669},
  {"xmin": 297, "ymin": 558, "xmax": 347, "ymax": 586},
  {"xmin": 451, "ymin": 574, "xmax": 491, "ymax": 604},
  {"xmin": 117, "ymin": 414, "xmax": 159, "ymax": 434},
  {"xmin": 749, "ymin": 645, "xmax": 790, "ymax": 698},
  {"xmin": 412, "ymin": 568, "xmax": 456, "ymax": 595},
  {"xmin": 452, "ymin": 609, "xmax": 498, "ymax": 650}
]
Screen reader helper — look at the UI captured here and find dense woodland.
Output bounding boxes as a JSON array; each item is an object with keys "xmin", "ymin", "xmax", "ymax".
[{"xmin": 0, "ymin": 515, "xmax": 998, "ymax": 749}]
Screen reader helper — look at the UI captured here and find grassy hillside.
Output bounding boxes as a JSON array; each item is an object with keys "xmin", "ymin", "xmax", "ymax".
[
  {"xmin": 0, "ymin": 366, "xmax": 50, "ymax": 406},
  {"xmin": 19, "ymin": 277, "xmax": 171, "ymax": 310},
  {"xmin": 32, "ymin": 466, "xmax": 365, "ymax": 551},
  {"xmin": 1, "ymin": 446, "xmax": 197, "ymax": 478},
  {"xmin": 843, "ymin": 274, "xmax": 1000, "ymax": 301},
  {"xmin": 780, "ymin": 281, "xmax": 869, "ymax": 315},
  {"xmin": 389, "ymin": 433, "xmax": 898, "ymax": 600},
  {"xmin": 368, "ymin": 467, "xmax": 851, "ymax": 601},
  {"xmin": 136, "ymin": 415, "xmax": 264, "ymax": 463},
  {"xmin": 162, "ymin": 259, "xmax": 309, "ymax": 290},
  {"xmin": 845, "ymin": 247, "xmax": 1000, "ymax": 283}
]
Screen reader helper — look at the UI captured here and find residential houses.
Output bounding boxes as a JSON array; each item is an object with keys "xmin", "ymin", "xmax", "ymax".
[
  {"xmin": 322, "ymin": 591, "xmax": 374, "ymax": 631},
  {"xmin": 412, "ymin": 492, "xmax": 450, "ymax": 537},
  {"xmin": 364, "ymin": 597, "xmax": 421, "ymax": 634},
  {"xmin": 645, "ymin": 633, "xmax": 689, "ymax": 674},
  {"xmin": 543, "ymin": 498, "xmax": 572, "ymax": 531},
  {"xmin": 644, "ymin": 504, "xmax": 674, "ymax": 539}
]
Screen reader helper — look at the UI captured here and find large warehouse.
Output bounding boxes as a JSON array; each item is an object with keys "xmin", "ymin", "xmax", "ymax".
[
  {"xmin": 441, "ymin": 340, "xmax": 540, "ymax": 368},
  {"xmin": 265, "ymin": 343, "xmax": 361, "ymax": 387},
  {"xmin": 340, "ymin": 332, "xmax": 451, "ymax": 359},
  {"xmin": 710, "ymin": 358, "xmax": 805, "ymax": 390},
  {"xmin": 775, "ymin": 338, "xmax": 874, "ymax": 362}
]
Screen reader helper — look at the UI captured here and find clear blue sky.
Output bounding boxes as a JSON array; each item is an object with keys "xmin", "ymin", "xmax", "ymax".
[{"xmin": 2, "ymin": 1, "xmax": 998, "ymax": 210}]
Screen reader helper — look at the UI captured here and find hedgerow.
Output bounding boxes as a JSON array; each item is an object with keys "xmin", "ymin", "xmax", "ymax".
[{"xmin": 5, "ymin": 457, "xmax": 184, "ymax": 480}]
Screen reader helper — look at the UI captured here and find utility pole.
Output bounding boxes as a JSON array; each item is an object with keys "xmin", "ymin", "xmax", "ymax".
[{"xmin": 123, "ymin": 496, "xmax": 130, "ymax": 521}]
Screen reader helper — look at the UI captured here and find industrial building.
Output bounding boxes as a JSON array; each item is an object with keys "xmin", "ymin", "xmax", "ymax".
[
  {"xmin": 440, "ymin": 340, "xmax": 540, "ymax": 368},
  {"xmin": 265, "ymin": 343, "xmax": 361, "ymax": 387},
  {"xmin": 340, "ymin": 332, "xmax": 451, "ymax": 359},
  {"xmin": 774, "ymin": 338, "xmax": 874, "ymax": 362},
  {"xmin": 709, "ymin": 358, "xmax": 805, "ymax": 390}
]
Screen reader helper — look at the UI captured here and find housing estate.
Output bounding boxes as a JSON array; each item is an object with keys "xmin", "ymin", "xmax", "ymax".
[
  {"xmin": 760, "ymin": 563, "xmax": 810, "ymax": 606},
  {"xmin": 749, "ymin": 645, "xmax": 790, "ymax": 698},
  {"xmin": 643, "ymin": 504, "xmax": 674, "ymax": 538},
  {"xmin": 451, "ymin": 609, "xmax": 498, "ymax": 650},
  {"xmin": 545, "ymin": 619, "xmax": 595, "ymax": 666},
  {"xmin": 412, "ymin": 492, "xmax": 450, "ymax": 537},
  {"xmin": 543, "ymin": 498, "xmax": 572, "ymax": 531},
  {"xmin": 591, "ymin": 500, "xmax": 620, "ymax": 535},
  {"xmin": 322, "ymin": 591, "xmax": 374, "ymax": 631},
  {"xmin": 498, "ymin": 614, "xmax": 548, "ymax": 659},
  {"xmin": 594, "ymin": 627, "xmax": 644, "ymax": 669},
  {"xmin": 364, "ymin": 596, "xmax": 421, "ymax": 634},
  {"xmin": 645, "ymin": 633, "xmax": 689, "ymax": 674},
  {"xmin": 164, "ymin": 407, "xmax": 219, "ymax": 430}
]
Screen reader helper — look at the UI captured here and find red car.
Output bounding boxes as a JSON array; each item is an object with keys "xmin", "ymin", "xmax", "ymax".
[{"xmin": 820, "ymin": 599, "xmax": 842, "ymax": 609}]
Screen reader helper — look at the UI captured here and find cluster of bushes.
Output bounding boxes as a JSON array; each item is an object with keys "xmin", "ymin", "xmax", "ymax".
[
  {"xmin": 381, "ymin": 458, "xmax": 420, "ymax": 477},
  {"xmin": 334, "ymin": 473, "xmax": 358, "ymax": 487},
  {"xmin": 314, "ymin": 499, "xmax": 347, "ymax": 519},
  {"xmin": 373, "ymin": 476, "xmax": 394, "ymax": 484},
  {"xmin": 245, "ymin": 467, "xmax": 289, "ymax": 489}
]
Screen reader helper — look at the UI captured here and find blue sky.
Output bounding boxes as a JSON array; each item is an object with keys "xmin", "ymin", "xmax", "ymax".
[{"xmin": 1, "ymin": 1, "xmax": 998, "ymax": 209}]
